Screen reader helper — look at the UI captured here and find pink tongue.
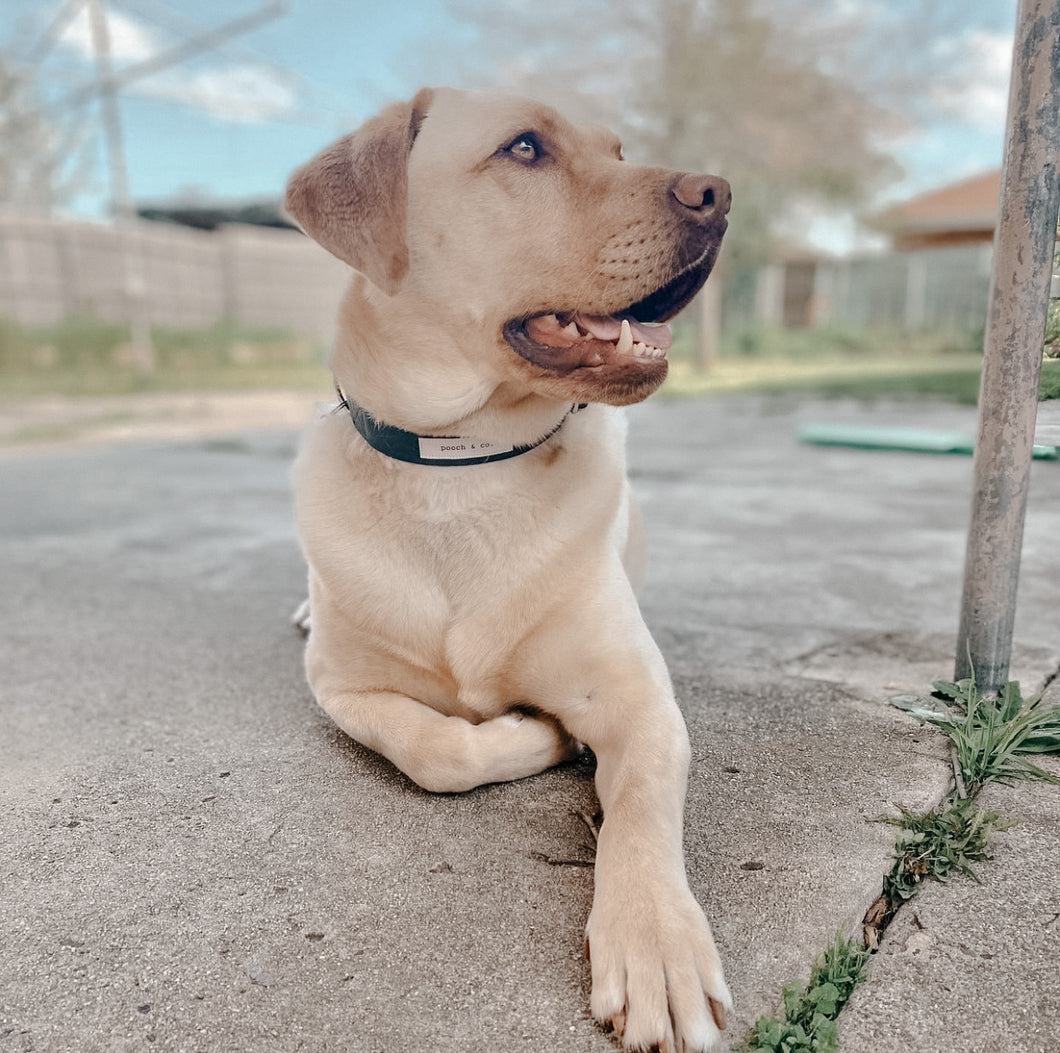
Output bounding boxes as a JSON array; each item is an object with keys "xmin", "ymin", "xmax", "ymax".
[{"xmin": 576, "ymin": 313, "xmax": 673, "ymax": 351}]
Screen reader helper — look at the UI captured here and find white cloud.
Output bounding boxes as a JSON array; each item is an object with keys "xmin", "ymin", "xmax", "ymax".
[
  {"xmin": 931, "ymin": 30, "xmax": 1012, "ymax": 132},
  {"xmin": 139, "ymin": 66, "xmax": 299, "ymax": 124},
  {"xmin": 61, "ymin": 5, "xmax": 159, "ymax": 64},
  {"xmin": 58, "ymin": 6, "xmax": 298, "ymax": 124}
]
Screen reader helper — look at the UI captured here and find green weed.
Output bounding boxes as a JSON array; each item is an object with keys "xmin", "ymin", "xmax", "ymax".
[
  {"xmin": 743, "ymin": 934, "xmax": 871, "ymax": 1053},
  {"xmin": 893, "ymin": 678, "xmax": 1060, "ymax": 795},
  {"xmin": 878, "ymin": 796, "xmax": 1013, "ymax": 906},
  {"xmin": 747, "ymin": 673, "xmax": 1059, "ymax": 1052}
]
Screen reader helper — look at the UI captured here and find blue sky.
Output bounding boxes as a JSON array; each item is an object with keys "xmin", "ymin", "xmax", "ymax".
[
  {"xmin": 2, "ymin": 0, "xmax": 1019, "ymax": 252},
  {"xmin": 3, "ymin": 0, "xmax": 454, "ymax": 205}
]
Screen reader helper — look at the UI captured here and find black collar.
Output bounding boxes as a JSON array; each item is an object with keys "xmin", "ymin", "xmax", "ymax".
[{"xmin": 336, "ymin": 387, "xmax": 586, "ymax": 467}]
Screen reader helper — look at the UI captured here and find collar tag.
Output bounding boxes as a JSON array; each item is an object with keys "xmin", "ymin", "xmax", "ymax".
[
  {"xmin": 336, "ymin": 383, "xmax": 583, "ymax": 467},
  {"xmin": 417, "ymin": 435, "xmax": 515, "ymax": 460}
]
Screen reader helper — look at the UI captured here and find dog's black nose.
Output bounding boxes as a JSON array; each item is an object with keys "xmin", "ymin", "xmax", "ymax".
[{"xmin": 671, "ymin": 173, "xmax": 731, "ymax": 219}]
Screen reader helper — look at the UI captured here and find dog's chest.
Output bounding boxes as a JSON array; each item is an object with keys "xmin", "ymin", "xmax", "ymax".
[
  {"xmin": 299, "ymin": 412, "xmax": 628, "ymax": 719},
  {"xmin": 372, "ymin": 478, "xmax": 609, "ymax": 703}
]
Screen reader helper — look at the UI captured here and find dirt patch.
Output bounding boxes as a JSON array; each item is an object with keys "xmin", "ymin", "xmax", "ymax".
[{"xmin": 0, "ymin": 390, "xmax": 326, "ymax": 454}]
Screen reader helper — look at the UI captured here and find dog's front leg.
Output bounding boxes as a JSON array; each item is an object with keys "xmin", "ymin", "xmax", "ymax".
[
  {"xmin": 536, "ymin": 596, "xmax": 732, "ymax": 1053},
  {"xmin": 587, "ymin": 702, "xmax": 730, "ymax": 1052},
  {"xmin": 315, "ymin": 689, "xmax": 580, "ymax": 794}
]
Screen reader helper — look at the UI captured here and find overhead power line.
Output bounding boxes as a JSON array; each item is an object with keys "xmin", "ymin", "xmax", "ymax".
[
  {"xmin": 120, "ymin": 0, "xmax": 304, "ymax": 95},
  {"xmin": 28, "ymin": 0, "xmax": 294, "ymax": 371},
  {"xmin": 52, "ymin": 0, "xmax": 291, "ymax": 112},
  {"xmin": 25, "ymin": 0, "xmax": 84, "ymax": 64}
]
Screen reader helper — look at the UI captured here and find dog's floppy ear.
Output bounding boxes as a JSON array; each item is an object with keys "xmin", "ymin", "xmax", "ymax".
[{"xmin": 285, "ymin": 87, "xmax": 434, "ymax": 294}]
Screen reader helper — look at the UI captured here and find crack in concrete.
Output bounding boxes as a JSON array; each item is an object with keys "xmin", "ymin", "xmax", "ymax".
[{"xmin": 1040, "ymin": 661, "xmax": 1060, "ymax": 696}]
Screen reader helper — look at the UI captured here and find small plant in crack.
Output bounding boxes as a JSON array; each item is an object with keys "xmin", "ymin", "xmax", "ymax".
[
  {"xmin": 742, "ymin": 934, "xmax": 871, "ymax": 1053},
  {"xmin": 892, "ymin": 677, "xmax": 1060, "ymax": 795},
  {"xmin": 862, "ymin": 796, "xmax": 1014, "ymax": 948},
  {"xmin": 744, "ymin": 674, "xmax": 1059, "ymax": 1052},
  {"xmin": 878, "ymin": 795, "xmax": 1013, "ymax": 906}
]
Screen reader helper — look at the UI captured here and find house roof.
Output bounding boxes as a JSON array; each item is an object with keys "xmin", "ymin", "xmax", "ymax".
[
  {"xmin": 870, "ymin": 170, "xmax": 1000, "ymax": 237},
  {"xmin": 137, "ymin": 197, "xmax": 293, "ymax": 232}
]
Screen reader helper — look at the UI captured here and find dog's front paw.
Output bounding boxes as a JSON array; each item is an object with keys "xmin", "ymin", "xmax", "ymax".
[
  {"xmin": 585, "ymin": 879, "xmax": 731, "ymax": 1053},
  {"xmin": 471, "ymin": 711, "xmax": 582, "ymax": 786}
]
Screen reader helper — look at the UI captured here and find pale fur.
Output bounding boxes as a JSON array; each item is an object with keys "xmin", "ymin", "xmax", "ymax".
[{"xmin": 288, "ymin": 86, "xmax": 732, "ymax": 1052}]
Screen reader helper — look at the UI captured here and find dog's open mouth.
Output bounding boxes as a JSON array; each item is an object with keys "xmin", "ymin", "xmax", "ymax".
[
  {"xmin": 502, "ymin": 245, "xmax": 719, "ymax": 374},
  {"xmin": 518, "ymin": 311, "xmax": 671, "ymax": 368}
]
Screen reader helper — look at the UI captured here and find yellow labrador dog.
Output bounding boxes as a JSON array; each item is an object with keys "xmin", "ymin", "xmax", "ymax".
[{"xmin": 287, "ymin": 87, "xmax": 732, "ymax": 1052}]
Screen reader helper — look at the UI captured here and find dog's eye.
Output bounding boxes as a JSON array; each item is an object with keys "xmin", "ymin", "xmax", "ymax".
[{"xmin": 503, "ymin": 133, "xmax": 544, "ymax": 164}]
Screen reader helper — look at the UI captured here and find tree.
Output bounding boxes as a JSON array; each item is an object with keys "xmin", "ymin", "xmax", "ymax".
[
  {"xmin": 424, "ymin": 0, "xmax": 1004, "ymax": 362},
  {"xmin": 443, "ymin": 0, "xmax": 902, "ymax": 267},
  {"xmin": 426, "ymin": 0, "xmax": 905, "ymax": 363}
]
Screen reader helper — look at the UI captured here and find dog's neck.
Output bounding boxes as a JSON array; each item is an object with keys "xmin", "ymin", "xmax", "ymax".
[{"xmin": 336, "ymin": 384, "xmax": 584, "ymax": 466}]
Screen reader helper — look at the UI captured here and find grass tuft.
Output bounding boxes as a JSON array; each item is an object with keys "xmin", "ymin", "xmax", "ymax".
[
  {"xmin": 743, "ymin": 934, "xmax": 871, "ymax": 1053},
  {"xmin": 878, "ymin": 796, "xmax": 1013, "ymax": 906},
  {"xmin": 892, "ymin": 678, "xmax": 1060, "ymax": 796},
  {"xmin": 747, "ymin": 674, "xmax": 1059, "ymax": 1051}
]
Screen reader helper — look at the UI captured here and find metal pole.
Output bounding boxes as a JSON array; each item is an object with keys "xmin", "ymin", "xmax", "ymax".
[
  {"xmin": 87, "ymin": 0, "xmax": 155, "ymax": 370},
  {"xmin": 955, "ymin": 0, "xmax": 1060, "ymax": 692}
]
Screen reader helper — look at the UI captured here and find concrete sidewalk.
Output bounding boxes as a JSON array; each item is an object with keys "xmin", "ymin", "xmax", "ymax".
[{"xmin": 1, "ymin": 394, "xmax": 1057, "ymax": 1052}]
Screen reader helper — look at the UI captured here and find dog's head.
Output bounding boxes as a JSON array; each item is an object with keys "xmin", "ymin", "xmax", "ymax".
[{"xmin": 286, "ymin": 87, "xmax": 729, "ymax": 409}]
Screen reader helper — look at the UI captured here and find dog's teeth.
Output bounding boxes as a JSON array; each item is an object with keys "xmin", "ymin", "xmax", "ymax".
[
  {"xmin": 562, "ymin": 321, "xmax": 580, "ymax": 339},
  {"xmin": 616, "ymin": 319, "xmax": 633, "ymax": 355}
]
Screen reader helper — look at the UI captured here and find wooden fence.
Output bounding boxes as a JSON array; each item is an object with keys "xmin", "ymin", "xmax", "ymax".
[
  {"xmin": 5, "ymin": 214, "xmax": 1041, "ymax": 344},
  {"xmin": 0, "ymin": 213, "xmax": 349, "ymax": 341},
  {"xmin": 816, "ymin": 244, "xmax": 995, "ymax": 331},
  {"xmin": 741, "ymin": 243, "xmax": 996, "ymax": 332}
]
